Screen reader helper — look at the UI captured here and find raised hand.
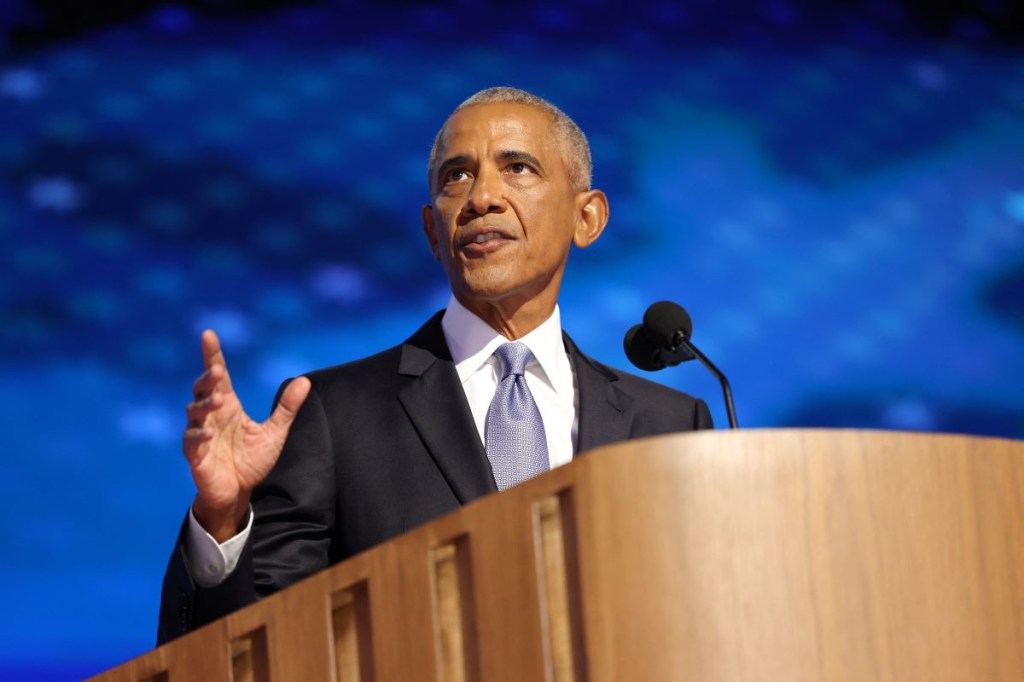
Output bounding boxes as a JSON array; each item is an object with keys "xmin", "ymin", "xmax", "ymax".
[{"xmin": 183, "ymin": 330, "xmax": 310, "ymax": 542}]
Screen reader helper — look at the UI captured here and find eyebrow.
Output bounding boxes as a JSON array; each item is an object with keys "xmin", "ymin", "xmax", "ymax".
[
  {"xmin": 497, "ymin": 149, "xmax": 544, "ymax": 172},
  {"xmin": 435, "ymin": 149, "xmax": 546, "ymax": 185}
]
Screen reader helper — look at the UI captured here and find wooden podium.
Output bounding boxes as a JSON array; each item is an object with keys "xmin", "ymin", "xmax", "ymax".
[{"xmin": 92, "ymin": 429, "xmax": 1024, "ymax": 681}]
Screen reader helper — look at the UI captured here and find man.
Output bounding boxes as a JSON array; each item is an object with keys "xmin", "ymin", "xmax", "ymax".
[{"xmin": 158, "ymin": 87, "xmax": 712, "ymax": 643}]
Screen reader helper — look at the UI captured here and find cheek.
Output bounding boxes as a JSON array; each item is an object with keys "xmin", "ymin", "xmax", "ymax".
[
  {"xmin": 515, "ymin": 190, "xmax": 573, "ymax": 230},
  {"xmin": 430, "ymin": 213, "xmax": 456, "ymax": 248},
  {"xmin": 435, "ymin": 206, "xmax": 461, "ymax": 239},
  {"xmin": 521, "ymin": 209, "xmax": 573, "ymax": 248}
]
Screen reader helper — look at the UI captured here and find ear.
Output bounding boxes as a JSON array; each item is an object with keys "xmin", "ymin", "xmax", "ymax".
[
  {"xmin": 572, "ymin": 189, "xmax": 609, "ymax": 248},
  {"xmin": 422, "ymin": 204, "xmax": 441, "ymax": 261}
]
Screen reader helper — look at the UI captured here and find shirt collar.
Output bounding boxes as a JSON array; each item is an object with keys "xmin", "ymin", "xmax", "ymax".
[{"xmin": 441, "ymin": 296, "xmax": 571, "ymax": 394}]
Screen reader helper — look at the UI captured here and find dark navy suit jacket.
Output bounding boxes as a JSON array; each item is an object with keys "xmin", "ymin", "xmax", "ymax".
[{"xmin": 158, "ymin": 312, "xmax": 712, "ymax": 643}]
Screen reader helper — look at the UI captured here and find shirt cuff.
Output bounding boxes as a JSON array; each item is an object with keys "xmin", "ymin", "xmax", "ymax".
[{"xmin": 184, "ymin": 505, "xmax": 253, "ymax": 588}]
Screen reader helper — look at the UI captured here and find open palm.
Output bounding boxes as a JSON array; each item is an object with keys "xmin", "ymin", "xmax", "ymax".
[{"xmin": 183, "ymin": 330, "xmax": 310, "ymax": 540}]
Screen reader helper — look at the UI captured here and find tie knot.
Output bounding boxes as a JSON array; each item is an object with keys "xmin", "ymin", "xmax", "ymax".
[{"xmin": 494, "ymin": 342, "xmax": 533, "ymax": 379}]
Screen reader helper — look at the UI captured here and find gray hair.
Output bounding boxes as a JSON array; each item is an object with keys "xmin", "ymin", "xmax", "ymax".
[{"xmin": 427, "ymin": 86, "xmax": 593, "ymax": 193}]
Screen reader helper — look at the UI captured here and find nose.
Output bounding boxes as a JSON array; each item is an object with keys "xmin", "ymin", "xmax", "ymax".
[{"xmin": 463, "ymin": 165, "xmax": 507, "ymax": 217}]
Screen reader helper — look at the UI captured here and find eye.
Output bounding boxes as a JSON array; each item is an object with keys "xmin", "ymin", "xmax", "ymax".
[
  {"xmin": 508, "ymin": 162, "xmax": 532, "ymax": 174},
  {"xmin": 445, "ymin": 168, "xmax": 469, "ymax": 183}
]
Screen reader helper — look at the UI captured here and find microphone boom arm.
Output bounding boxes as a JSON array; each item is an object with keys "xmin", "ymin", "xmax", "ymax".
[{"xmin": 676, "ymin": 338, "xmax": 738, "ymax": 429}]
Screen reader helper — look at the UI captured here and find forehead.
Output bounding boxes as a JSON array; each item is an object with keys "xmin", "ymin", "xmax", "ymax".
[{"xmin": 437, "ymin": 102, "xmax": 560, "ymax": 158}]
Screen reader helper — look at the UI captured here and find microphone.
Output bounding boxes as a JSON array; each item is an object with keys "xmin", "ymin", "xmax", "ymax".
[
  {"xmin": 623, "ymin": 324, "xmax": 665, "ymax": 371},
  {"xmin": 643, "ymin": 300, "xmax": 692, "ymax": 351},
  {"xmin": 623, "ymin": 301, "xmax": 738, "ymax": 429},
  {"xmin": 623, "ymin": 323, "xmax": 695, "ymax": 370}
]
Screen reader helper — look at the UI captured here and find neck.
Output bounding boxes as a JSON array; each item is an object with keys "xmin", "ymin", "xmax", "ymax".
[{"xmin": 455, "ymin": 292, "xmax": 556, "ymax": 340}]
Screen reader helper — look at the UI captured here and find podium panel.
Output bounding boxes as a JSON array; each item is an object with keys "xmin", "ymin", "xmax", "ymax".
[{"xmin": 91, "ymin": 430, "xmax": 1024, "ymax": 681}]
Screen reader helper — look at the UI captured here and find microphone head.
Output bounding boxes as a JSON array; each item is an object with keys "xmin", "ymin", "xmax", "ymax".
[
  {"xmin": 643, "ymin": 300, "xmax": 693, "ymax": 350},
  {"xmin": 624, "ymin": 324, "xmax": 666, "ymax": 371}
]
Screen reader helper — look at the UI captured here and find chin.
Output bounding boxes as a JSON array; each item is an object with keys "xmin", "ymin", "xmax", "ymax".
[
  {"xmin": 453, "ymin": 267, "xmax": 520, "ymax": 300},
  {"xmin": 459, "ymin": 284, "xmax": 520, "ymax": 303}
]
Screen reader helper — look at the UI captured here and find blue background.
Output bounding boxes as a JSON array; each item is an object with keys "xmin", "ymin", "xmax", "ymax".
[{"xmin": 2, "ymin": 1, "xmax": 1023, "ymax": 678}]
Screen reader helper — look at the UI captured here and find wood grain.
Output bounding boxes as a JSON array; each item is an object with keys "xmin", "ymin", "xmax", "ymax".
[
  {"xmin": 330, "ymin": 581, "xmax": 374, "ymax": 682},
  {"xmin": 90, "ymin": 430, "xmax": 1024, "ymax": 682}
]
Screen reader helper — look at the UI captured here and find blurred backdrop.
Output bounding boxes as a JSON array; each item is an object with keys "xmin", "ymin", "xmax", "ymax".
[{"xmin": 2, "ymin": 0, "xmax": 1023, "ymax": 678}]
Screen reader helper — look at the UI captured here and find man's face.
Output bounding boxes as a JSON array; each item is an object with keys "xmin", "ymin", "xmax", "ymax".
[{"xmin": 423, "ymin": 102, "xmax": 595, "ymax": 318}]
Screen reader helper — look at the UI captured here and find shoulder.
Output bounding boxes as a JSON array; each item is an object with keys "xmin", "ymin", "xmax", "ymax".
[
  {"xmin": 293, "ymin": 311, "xmax": 450, "ymax": 400},
  {"xmin": 568, "ymin": 338, "xmax": 713, "ymax": 431},
  {"xmin": 585, "ymin": 352, "xmax": 703, "ymax": 405},
  {"xmin": 305, "ymin": 344, "xmax": 402, "ymax": 384},
  {"xmin": 566, "ymin": 333, "xmax": 699, "ymax": 404}
]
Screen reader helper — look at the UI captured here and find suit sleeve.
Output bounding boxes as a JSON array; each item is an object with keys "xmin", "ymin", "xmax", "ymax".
[
  {"xmin": 156, "ymin": 380, "xmax": 336, "ymax": 644},
  {"xmin": 249, "ymin": 381, "xmax": 336, "ymax": 596},
  {"xmin": 156, "ymin": 516, "xmax": 257, "ymax": 644}
]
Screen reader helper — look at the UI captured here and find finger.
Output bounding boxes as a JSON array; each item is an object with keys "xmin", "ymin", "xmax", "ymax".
[
  {"xmin": 192, "ymin": 367, "xmax": 214, "ymax": 400},
  {"xmin": 183, "ymin": 426, "xmax": 213, "ymax": 442},
  {"xmin": 201, "ymin": 330, "xmax": 235, "ymax": 393},
  {"xmin": 201, "ymin": 329, "xmax": 224, "ymax": 370},
  {"xmin": 185, "ymin": 392, "xmax": 223, "ymax": 427},
  {"xmin": 191, "ymin": 364, "xmax": 229, "ymax": 400},
  {"xmin": 182, "ymin": 427, "xmax": 214, "ymax": 460},
  {"xmin": 265, "ymin": 376, "xmax": 311, "ymax": 436}
]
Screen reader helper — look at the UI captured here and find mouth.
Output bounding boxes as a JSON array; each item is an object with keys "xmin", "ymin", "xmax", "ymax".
[{"xmin": 458, "ymin": 228, "xmax": 514, "ymax": 255}]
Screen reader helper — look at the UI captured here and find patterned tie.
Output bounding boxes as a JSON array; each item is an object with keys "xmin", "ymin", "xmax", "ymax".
[{"xmin": 485, "ymin": 342, "xmax": 550, "ymax": 490}]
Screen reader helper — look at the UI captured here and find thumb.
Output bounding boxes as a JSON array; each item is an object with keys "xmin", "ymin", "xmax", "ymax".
[{"xmin": 266, "ymin": 376, "xmax": 311, "ymax": 436}]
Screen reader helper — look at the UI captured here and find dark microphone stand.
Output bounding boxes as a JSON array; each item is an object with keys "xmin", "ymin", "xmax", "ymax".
[{"xmin": 673, "ymin": 337, "xmax": 738, "ymax": 430}]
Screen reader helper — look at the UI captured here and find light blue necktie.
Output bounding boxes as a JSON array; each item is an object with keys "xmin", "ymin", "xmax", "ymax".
[{"xmin": 485, "ymin": 342, "xmax": 550, "ymax": 490}]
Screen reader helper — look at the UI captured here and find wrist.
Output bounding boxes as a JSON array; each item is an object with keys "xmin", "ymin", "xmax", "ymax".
[{"xmin": 192, "ymin": 495, "xmax": 251, "ymax": 543}]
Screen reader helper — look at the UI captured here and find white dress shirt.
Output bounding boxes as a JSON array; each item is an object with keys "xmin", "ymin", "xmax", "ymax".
[
  {"xmin": 186, "ymin": 298, "xmax": 577, "ymax": 587},
  {"xmin": 441, "ymin": 296, "xmax": 577, "ymax": 469}
]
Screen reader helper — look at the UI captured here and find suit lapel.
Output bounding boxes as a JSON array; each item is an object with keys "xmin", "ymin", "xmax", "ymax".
[
  {"xmin": 566, "ymin": 333, "xmax": 635, "ymax": 455},
  {"xmin": 397, "ymin": 313, "xmax": 498, "ymax": 503}
]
